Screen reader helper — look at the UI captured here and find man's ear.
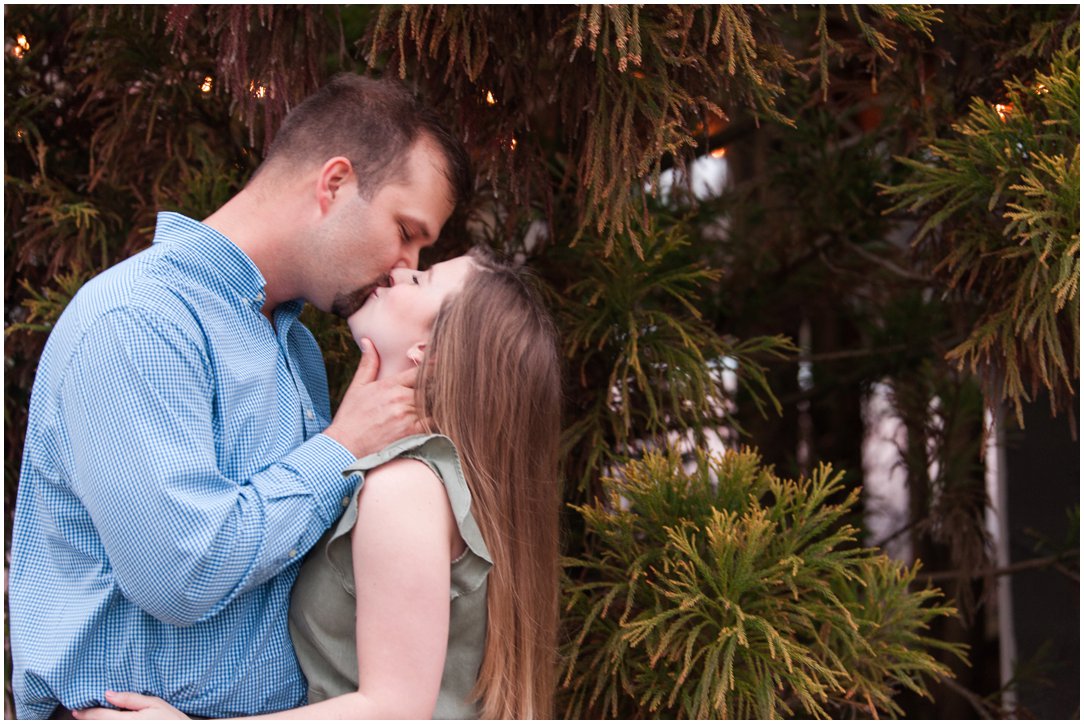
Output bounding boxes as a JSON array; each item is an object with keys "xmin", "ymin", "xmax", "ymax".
[
  {"xmin": 407, "ymin": 341, "xmax": 428, "ymax": 367},
  {"xmin": 316, "ymin": 157, "xmax": 354, "ymax": 214}
]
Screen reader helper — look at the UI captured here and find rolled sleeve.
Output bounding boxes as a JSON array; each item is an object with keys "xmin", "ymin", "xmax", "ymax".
[{"xmin": 272, "ymin": 433, "xmax": 358, "ymax": 520}]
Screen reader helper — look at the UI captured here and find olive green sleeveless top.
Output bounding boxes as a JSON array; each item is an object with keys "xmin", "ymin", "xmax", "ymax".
[{"xmin": 288, "ymin": 434, "xmax": 492, "ymax": 719}]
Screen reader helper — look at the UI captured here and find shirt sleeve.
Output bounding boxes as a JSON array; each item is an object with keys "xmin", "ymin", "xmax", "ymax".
[{"xmin": 57, "ymin": 306, "xmax": 357, "ymax": 627}]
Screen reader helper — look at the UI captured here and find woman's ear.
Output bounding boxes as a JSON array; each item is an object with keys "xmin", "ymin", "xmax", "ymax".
[{"xmin": 407, "ymin": 341, "xmax": 427, "ymax": 367}]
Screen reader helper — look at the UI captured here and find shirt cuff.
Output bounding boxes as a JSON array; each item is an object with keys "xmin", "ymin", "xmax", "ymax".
[{"xmin": 276, "ymin": 433, "xmax": 360, "ymax": 527}]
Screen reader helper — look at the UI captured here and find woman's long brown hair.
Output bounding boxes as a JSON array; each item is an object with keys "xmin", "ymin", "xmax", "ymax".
[{"xmin": 418, "ymin": 247, "xmax": 562, "ymax": 719}]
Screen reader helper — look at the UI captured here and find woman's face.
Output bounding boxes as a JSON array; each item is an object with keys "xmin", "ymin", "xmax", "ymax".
[{"xmin": 347, "ymin": 255, "xmax": 477, "ymax": 375}]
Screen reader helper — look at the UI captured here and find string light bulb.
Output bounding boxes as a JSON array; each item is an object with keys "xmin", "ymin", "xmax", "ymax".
[
  {"xmin": 199, "ymin": 76, "xmax": 213, "ymax": 94},
  {"xmin": 485, "ymin": 90, "xmax": 497, "ymax": 106},
  {"xmin": 11, "ymin": 33, "xmax": 29, "ymax": 58}
]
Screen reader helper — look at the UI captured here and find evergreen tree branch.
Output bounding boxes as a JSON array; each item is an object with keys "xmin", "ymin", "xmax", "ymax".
[{"xmin": 916, "ymin": 549, "xmax": 1079, "ymax": 584}]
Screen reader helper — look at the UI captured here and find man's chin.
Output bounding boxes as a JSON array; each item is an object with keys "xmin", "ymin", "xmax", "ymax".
[{"xmin": 331, "ymin": 284, "xmax": 376, "ymax": 319}]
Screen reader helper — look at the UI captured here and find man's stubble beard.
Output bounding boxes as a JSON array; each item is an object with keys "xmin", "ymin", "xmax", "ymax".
[{"xmin": 330, "ymin": 274, "xmax": 390, "ymax": 318}]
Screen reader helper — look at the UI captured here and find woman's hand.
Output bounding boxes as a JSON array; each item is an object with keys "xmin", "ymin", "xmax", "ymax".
[{"xmin": 72, "ymin": 691, "xmax": 189, "ymax": 720}]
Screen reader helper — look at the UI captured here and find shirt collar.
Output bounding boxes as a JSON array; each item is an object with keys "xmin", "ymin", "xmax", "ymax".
[{"xmin": 152, "ymin": 211, "xmax": 270, "ymax": 310}]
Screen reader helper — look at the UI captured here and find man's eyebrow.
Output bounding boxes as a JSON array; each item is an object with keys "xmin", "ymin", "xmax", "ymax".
[{"xmin": 400, "ymin": 214, "xmax": 432, "ymax": 241}]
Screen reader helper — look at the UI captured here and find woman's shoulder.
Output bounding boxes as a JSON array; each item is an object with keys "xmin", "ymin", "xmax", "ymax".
[
  {"xmin": 357, "ymin": 454, "xmax": 467, "ymax": 563},
  {"xmin": 363, "ymin": 455, "xmax": 442, "ymax": 492},
  {"xmin": 362, "ymin": 435, "xmax": 492, "ymax": 570},
  {"xmin": 361, "ymin": 437, "xmax": 461, "ymax": 516},
  {"xmin": 346, "ymin": 433, "xmax": 459, "ymax": 476}
]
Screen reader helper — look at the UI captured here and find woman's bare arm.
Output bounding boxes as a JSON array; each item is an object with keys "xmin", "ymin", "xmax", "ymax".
[{"xmin": 76, "ymin": 457, "xmax": 460, "ymax": 721}]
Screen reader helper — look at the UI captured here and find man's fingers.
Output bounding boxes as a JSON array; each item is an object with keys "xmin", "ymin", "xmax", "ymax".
[
  {"xmin": 326, "ymin": 347, "xmax": 424, "ymax": 457},
  {"xmin": 390, "ymin": 365, "xmax": 420, "ymax": 389},
  {"xmin": 354, "ymin": 338, "xmax": 380, "ymax": 386}
]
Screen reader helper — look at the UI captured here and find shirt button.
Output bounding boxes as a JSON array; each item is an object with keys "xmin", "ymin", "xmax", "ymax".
[
  {"xmin": 341, "ymin": 496, "xmax": 350, "ymax": 507},
  {"xmin": 288, "ymin": 549, "xmax": 298, "ymax": 558},
  {"xmin": 305, "ymin": 409, "xmax": 315, "ymax": 421}
]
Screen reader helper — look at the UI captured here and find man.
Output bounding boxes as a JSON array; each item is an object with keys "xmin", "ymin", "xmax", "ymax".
[{"xmin": 9, "ymin": 74, "xmax": 471, "ymax": 719}]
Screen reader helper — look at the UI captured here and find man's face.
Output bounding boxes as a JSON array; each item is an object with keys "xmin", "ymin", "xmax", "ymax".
[{"xmin": 314, "ymin": 137, "xmax": 457, "ymax": 317}]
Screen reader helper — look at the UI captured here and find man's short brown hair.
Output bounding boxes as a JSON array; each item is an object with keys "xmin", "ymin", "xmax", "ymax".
[{"xmin": 260, "ymin": 74, "xmax": 471, "ymax": 206}]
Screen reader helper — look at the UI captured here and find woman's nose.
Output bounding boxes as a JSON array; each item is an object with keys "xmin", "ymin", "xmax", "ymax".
[{"xmin": 388, "ymin": 268, "xmax": 416, "ymax": 286}]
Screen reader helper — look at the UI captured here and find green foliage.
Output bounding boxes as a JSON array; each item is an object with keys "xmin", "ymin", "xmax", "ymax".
[
  {"xmin": 367, "ymin": 4, "xmax": 939, "ymax": 254},
  {"xmin": 548, "ymin": 216, "xmax": 794, "ymax": 491},
  {"xmin": 8, "ymin": 4, "xmax": 1079, "ymax": 718},
  {"xmin": 4, "ymin": 6, "xmax": 254, "ymax": 319},
  {"xmin": 562, "ymin": 445, "xmax": 964, "ymax": 718},
  {"xmin": 883, "ymin": 25, "xmax": 1080, "ymax": 423},
  {"xmin": 6, "ymin": 272, "xmax": 92, "ymax": 336},
  {"xmin": 361, "ymin": 4, "xmax": 948, "ymax": 505},
  {"xmin": 814, "ymin": 5, "xmax": 940, "ymax": 99}
]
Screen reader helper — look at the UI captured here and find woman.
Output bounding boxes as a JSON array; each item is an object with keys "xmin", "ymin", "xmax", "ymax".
[{"xmin": 74, "ymin": 247, "xmax": 562, "ymax": 719}]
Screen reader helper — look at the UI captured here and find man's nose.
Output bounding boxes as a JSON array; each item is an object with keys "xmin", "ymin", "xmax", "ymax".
[{"xmin": 395, "ymin": 247, "xmax": 420, "ymax": 270}]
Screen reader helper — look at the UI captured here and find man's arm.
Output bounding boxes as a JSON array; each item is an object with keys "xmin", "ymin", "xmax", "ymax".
[
  {"xmin": 60, "ymin": 307, "xmax": 357, "ymax": 626},
  {"xmin": 73, "ymin": 458, "xmax": 457, "ymax": 721}
]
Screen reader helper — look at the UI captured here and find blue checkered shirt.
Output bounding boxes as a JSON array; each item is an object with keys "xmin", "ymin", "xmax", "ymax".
[{"xmin": 9, "ymin": 212, "xmax": 359, "ymax": 719}]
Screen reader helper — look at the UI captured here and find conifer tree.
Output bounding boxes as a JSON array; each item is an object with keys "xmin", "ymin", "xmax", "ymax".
[
  {"xmin": 884, "ymin": 24, "xmax": 1079, "ymax": 427},
  {"xmin": 562, "ymin": 446, "xmax": 963, "ymax": 718},
  {"xmin": 5, "ymin": 4, "xmax": 1078, "ymax": 718}
]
